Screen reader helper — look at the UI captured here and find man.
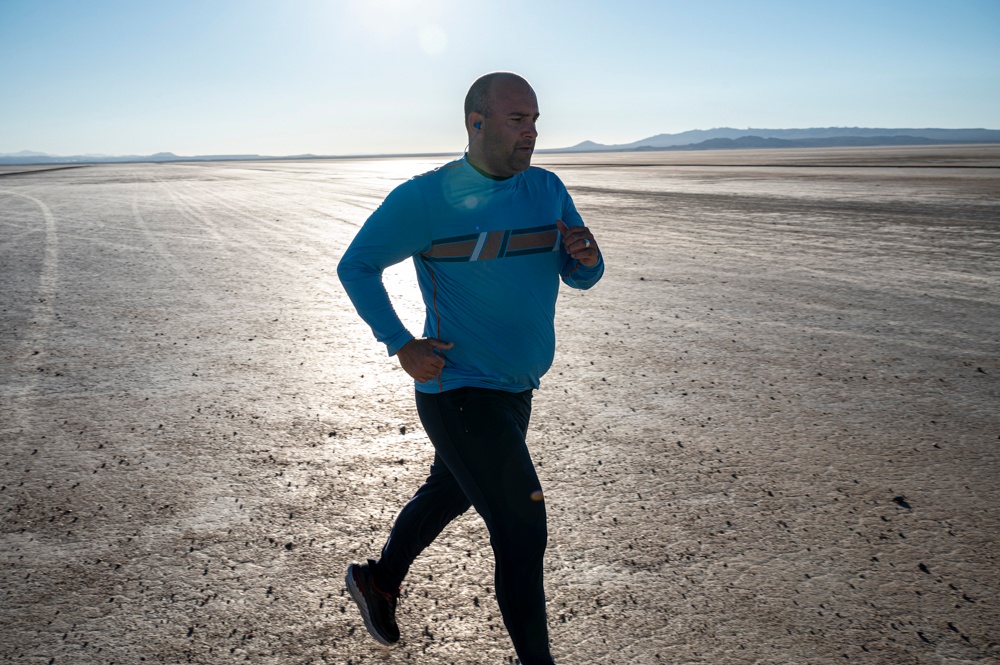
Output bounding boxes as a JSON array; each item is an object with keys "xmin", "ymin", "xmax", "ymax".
[{"xmin": 337, "ymin": 72, "xmax": 604, "ymax": 665}]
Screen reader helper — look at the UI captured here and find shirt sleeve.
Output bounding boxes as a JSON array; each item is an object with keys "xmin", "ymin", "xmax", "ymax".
[
  {"xmin": 557, "ymin": 187, "xmax": 605, "ymax": 290},
  {"xmin": 337, "ymin": 181, "xmax": 430, "ymax": 355}
]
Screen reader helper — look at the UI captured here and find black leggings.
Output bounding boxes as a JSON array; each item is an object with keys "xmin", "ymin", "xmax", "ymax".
[{"xmin": 373, "ymin": 387, "xmax": 553, "ymax": 665}]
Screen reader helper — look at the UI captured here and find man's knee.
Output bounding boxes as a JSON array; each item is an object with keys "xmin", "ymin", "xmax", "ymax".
[{"xmin": 492, "ymin": 503, "xmax": 548, "ymax": 558}]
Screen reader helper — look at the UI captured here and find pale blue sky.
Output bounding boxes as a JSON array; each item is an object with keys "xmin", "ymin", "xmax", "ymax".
[{"xmin": 2, "ymin": 0, "xmax": 998, "ymax": 156}]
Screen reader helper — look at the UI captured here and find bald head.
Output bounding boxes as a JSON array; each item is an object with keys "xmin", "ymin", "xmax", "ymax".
[{"xmin": 464, "ymin": 72, "xmax": 531, "ymax": 127}]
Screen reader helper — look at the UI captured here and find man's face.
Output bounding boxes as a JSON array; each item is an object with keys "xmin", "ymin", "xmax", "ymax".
[{"xmin": 478, "ymin": 78, "xmax": 539, "ymax": 178}]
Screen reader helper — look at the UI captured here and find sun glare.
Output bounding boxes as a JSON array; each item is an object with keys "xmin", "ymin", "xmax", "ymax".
[
  {"xmin": 418, "ymin": 24, "xmax": 448, "ymax": 56},
  {"xmin": 348, "ymin": 0, "xmax": 449, "ymax": 56}
]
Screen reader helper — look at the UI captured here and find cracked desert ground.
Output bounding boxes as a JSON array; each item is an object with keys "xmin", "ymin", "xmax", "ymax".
[{"xmin": 1, "ymin": 146, "xmax": 998, "ymax": 664}]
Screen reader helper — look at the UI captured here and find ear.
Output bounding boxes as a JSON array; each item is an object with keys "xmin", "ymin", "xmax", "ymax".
[{"xmin": 468, "ymin": 112, "xmax": 484, "ymax": 135}]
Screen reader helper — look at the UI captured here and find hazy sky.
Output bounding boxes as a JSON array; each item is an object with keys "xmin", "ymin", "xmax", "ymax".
[{"xmin": 2, "ymin": 0, "xmax": 999, "ymax": 156}]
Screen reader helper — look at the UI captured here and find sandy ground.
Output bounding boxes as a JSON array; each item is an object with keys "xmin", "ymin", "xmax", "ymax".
[{"xmin": 1, "ymin": 146, "xmax": 998, "ymax": 664}]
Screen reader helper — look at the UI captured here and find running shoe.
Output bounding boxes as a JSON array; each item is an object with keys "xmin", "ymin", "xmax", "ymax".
[{"xmin": 346, "ymin": 560, "xmax": 400, "ymax": 646}]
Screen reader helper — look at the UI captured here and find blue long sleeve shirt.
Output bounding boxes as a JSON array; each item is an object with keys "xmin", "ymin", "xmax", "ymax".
[{"xmin": 337, "ymin": 156, "xmax": 604, "ymax": 393}]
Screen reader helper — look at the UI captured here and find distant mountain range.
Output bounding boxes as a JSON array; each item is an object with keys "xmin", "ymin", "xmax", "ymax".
[
  {"xmin": 3, "ymin": 128, "xmax": 999, "ymax": 165},
  {"xmin": 551, "ymin": 127, "xmax": 1000, "ymax": 152},
  {"xmin": 0, "ymin": 150, "xmax": 294, "ymax": 166}
]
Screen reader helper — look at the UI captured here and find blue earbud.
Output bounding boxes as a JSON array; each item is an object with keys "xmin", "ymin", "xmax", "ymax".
[{"xmin": 465, "ymin": 121, "xmax": 482, "ymax": 153}]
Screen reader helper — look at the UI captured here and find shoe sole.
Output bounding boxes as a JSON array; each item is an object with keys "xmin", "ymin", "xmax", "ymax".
[{"xmin": 346, "ymin": 565, "xmax": 396, "ymax": 647}]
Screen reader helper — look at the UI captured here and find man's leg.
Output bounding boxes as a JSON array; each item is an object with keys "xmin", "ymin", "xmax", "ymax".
[
  {"xmin": 415, "ymin": 387, "xmax": 554, "ymax": 665},
  {"xmin": 374, "ymin": 452, "xmax": 473, "ymax": 589},
  {"xmin": 349, "ymin": 424, "xmax": 475, "ymax": 646}
]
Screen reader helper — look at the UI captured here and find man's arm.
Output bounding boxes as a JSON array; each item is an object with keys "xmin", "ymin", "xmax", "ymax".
[
  {"xmin": 555, "ymin": 206, "xmax": 604, "ymax": 289},
  {"xmin": 337, "ymin": 185, "xmax": 425, "ymax": 356},
  {"xmin": 337, "ymin": 184, "xmax": 455, "ymax": 383}
]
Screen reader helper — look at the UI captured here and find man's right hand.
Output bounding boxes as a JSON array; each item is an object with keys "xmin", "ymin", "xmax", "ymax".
[{"xmin": 396, "ymin": 337, "xmax": 454, "ymax": 383}]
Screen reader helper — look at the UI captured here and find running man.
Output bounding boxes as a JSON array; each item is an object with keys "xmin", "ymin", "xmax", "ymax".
[{"xmin": 337, "ymin": 71, "xmax": 604, "ymax": 665}]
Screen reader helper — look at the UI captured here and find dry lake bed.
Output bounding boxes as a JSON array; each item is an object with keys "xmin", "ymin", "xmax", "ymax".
[{"xmin": 2, "ymin": 146, "xmax": 999, "ymax": 664}]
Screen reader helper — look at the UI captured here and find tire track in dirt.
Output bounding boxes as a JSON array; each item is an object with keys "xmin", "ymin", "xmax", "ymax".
[
  {"xmin": 163, "ymin": 176, "xmax": 331, "ymax": 253},
  {"xmin": 148, "ymin": 173, "xmax": 343, "ymax": 300},
  {"xmin": 129, "ymin": 172, "xmax": 224, "ymax": 310},
  {"xmin": 0, "ymin": 188, "xmax": 59, "ymax": 417},
  {"xmin": 162, "ymin": 166, "xmax": 383, "ymax": 253}
]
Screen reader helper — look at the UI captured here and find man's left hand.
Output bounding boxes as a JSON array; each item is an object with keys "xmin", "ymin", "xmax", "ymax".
[{"xmin": 556, "ymin": 219, "xmax": 600, "ymax": 267}]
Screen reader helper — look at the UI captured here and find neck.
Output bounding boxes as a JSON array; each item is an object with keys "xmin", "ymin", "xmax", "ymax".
[{"xmin": 465, "ymin": 153, "xmax": 512, "ymax": 181}]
